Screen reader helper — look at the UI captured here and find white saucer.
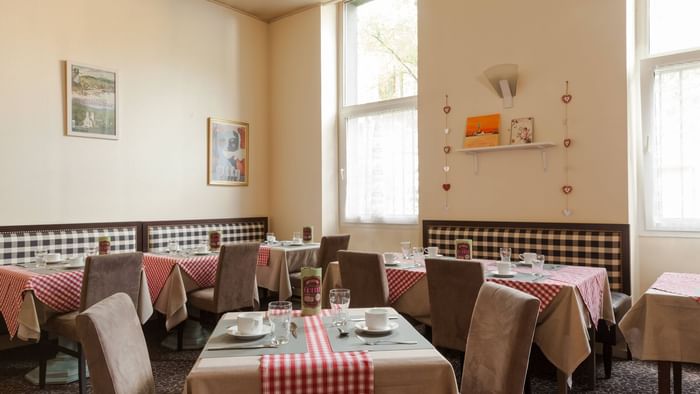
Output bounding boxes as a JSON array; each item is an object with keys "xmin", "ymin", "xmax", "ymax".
[
  {"xmin": 354, "ymin": 321, "xmax": 399, "ymax": 334},
  {"xmin": 59, "ymin": 263, "xmax": 85, "ymax": 270},
  {"xmin": 226, "ymin": 324, "xmax": 272, "ymax": 340},
  {"xmin": 516, "ymin": 261, "xmax": 533, "ymax": 267},
  {"xmin": 194, "ymin": 251, "xmax": 211, "ymax": 256},
  {"xmin": 424, "ymin": 254, "xmax": 443, "ymax": 257},
  {"xmin": 384, "ymin": 262, "xmax": 400, "ymax": 267},
  {"xmin": 492, "ymin": 271, "xmax": 517, "ymax": 278},
  {"xmin": 289, "ymin": 242, "xmax": 304, "ymax": 246}
]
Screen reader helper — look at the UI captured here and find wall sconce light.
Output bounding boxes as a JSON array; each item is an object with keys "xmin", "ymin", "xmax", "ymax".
[{"xmin": 484, "ymin": 64, "xmax": 518, "ymax": 108}]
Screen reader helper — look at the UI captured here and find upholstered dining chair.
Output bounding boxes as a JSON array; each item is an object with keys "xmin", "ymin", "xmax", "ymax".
[
  {"xmin": 39, "ymin": 252, "xmax": 144, "ymax": 393},
  {"xmin": 178, "ymin": 242, "xmax": 259, "ymax": 350},
  {"xmin": 461, "ymin": 282, "xmax": 540, "ymax": 394},
  {"xmin": 425, "ymin": 258, "xmax": 484, "ymax": 353},
  {"xmin": 76, "ymin": 292, "xmax": 155, "ymax": 394},
  {"xmin": 290, "ymin": 234, "xmax": 351, "ymax": 295},
  {"xmin": 337, "ymin": 250, "xmax": 389, "ymax": 308}
]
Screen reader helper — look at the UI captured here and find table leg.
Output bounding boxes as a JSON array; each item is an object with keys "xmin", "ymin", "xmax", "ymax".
[
  {"xmin": 673, "ymin": 362, "xmax": 682, "ymax": 394},
  {"xmin": 24, "ymin": 338, "xmax": 89, "ymax": 385},
  {"xmin": 584, "ymin": 326, "xmax": 596, "ymax": 390},
  {"xmin": 556, "ymin": 370, "xmax": 569, "ymax": 394},
  {"xmin": 658, "ymin": 361, "xmax": 671, "ymax": 394},
  {"xmin": 161, "ymin": 320, "xmax": 211, "ymax": 350}
]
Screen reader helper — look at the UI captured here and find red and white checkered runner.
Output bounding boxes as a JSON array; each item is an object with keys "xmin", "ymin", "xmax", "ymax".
[
  {"xmin": 260, "ymin": 311, "xmax": 374, "ymax": 394},
  {"xmin": 651, "ymin": 272, "xmax": 700, "ymax": 303},
  {"xmin": 385, "ymin": 267, "xmax": 426, "ymax": 304},
  {"xmin": 143, "ymin": 253, "xmax": 218, "ymax": 302},
  {"xmin": 0, "ymin": 265, "xmax": 83, "ymax": 338},
  {"xmin": 258, "ymin": 245, "xmax": 272, "ymax": 266},
  {"xmin": 486, "ymin": 278, "xmax": 563, "ymax": 313}
]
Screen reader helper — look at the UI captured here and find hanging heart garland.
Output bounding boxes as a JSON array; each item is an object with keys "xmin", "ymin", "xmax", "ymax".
[
  {"xmin": 443, "ymin": 166, "xmax": 450, "ymax": 172},
  {"xmin": 561, "ymin": 94, "xmax": 572, "ymax": 104},
  {"xmin": 443, "ymin": 105, "xmax": 452, "ymax": 114},
  {"xmin": 563, "ymin": 138, "xmax": 572, "ymax": 148},
  {"xmin": 443, "ymin": 146, "xmax": 451, "ymax": 154},
  {"xmin": 562, "ymin": 185, "xmax": 573, "ymax": 194},
  {"xmin": 442, "ymin": 183, "xmax": 451, "ymax": 191}
]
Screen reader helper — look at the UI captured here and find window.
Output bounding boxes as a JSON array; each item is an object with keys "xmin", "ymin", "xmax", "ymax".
[
  {"xmin": 340, "ymin": 0, "xmax": 418, "ymax": 224},
  {"xmin": 640, "ymin": 0, "xmax": 700, "ymax": 231}
]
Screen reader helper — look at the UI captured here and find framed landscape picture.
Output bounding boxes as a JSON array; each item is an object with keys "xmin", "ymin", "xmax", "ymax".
[
  {"xmin": 65, "ymin": 61, "xmax": 118, "ymax": 140},
  {"xmin": 208, "ymin": 117, "xmax": 249, "ymax": 186}
]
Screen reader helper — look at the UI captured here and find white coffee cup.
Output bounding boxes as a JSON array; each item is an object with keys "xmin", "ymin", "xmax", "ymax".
[
  {"xmin": 497, "ymin": 261, "xmax": 512, "ymax": 275},
  {"xmin": 237, "ymin": 312, "xmax": 263, "ymax": 335},
  {"xmin": 365, "ymin": 308, "xmax": 389, "ymax": 330},
  {"xmin": 383, "ymin": 252, "xmax": 396, "ymax": 264},
  {"xmin": 520, "ymin": 252, "xmax": 537, "ymax": 264},
  {"xmin": 196, "ymin": 245, "xmax": 208, "ymax": 253},
  {"xmin": 45, "ymin": 253, "xmax": 61, "ymax": 262},
  {"xmin": 425, "ymin": 247, "xmax": 439, "ymax": 257}
]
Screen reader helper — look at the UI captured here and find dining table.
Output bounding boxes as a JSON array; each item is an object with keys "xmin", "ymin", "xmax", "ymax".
[
  {"xmin": 255, "ymin": 242, "xmax": 320, "ymax": 301},
  {"xmin": 619, "ymin": 272, "xmax": 700, "ymax": 394},
  {"xmin": 323, "ymin": 256, "xmax": 614, "ymax": 392},
  {"xmin": 0, "ymin": 261, "xmax": 153, "ymax": 385},
  {"xmin": 183, "ymin": 307, "xmax": 458, "ymax": 394}
]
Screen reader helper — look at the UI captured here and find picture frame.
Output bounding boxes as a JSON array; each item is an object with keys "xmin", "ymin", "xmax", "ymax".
[
  {"xmin": 510, "ymin": 117, "xmax": 534, "ymax": 144},
  {"xmin": 65, "ymin": 61, "xmax": 118, "ymax": 140},
  {"xmin": 455, "ymin": 239, "xmax": 473, "ymax": 260},
  {"xmin": 207, "ymin": 117, "xmax": 249, "ymax": 186},
  {"xmin": 463, "ymin": 114, "xmax": 500, "ymax": 148}
]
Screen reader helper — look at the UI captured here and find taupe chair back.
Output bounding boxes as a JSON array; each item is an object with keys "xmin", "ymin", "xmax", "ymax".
[
  {"xmin": 80, "ymin": 252, "xmax": 143, "ymax": 312},
  {"xmin": 77, "ymin": 293, "xmax": 155, "ymax": 394},
  {"xmin": 337, "ymin": 250, "xmax": 389, "ymax": 308},
  {"xmin": 425, "ymin": 258, "xmax": 484, "ymax": 351},
  {"xmin": 214, "ymin": 242, "xmax": 259, "ymax": 312},
  {"xmin": 317, "ymin": 235, "xmax": 350, "ymax": 272},
  {"xmin": 461, "ymin": 282, "xmax": 540, "ymax": 394}
]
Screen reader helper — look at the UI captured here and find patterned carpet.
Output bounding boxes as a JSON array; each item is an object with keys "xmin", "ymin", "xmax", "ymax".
[{"xmin": 1, "ymin": 319, "xmax": 698, "ymax": 393}]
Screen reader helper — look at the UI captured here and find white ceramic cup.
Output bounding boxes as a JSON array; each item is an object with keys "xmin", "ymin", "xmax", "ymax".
[
  {"xmin": 45, "ymin": 253, "xmax": 61, "ymax": 263},
  {"xmin": 425, "ymin": 247, "xmax": 439, "ymax": 257},
  {"xmin": 365, "ymin": 308, "xmax": 389, "ymax": 330},
  {"xmin": 496, "ymin": 261, "xmax": 512, "ymax": 275},
  {"xmin": 237, "ymin": 312, "xmax": 263, "ymax": 335},
  {"xmin": 519, "ymin": 252, "xmax": 537, "ymax": 264},
  {"xmin": 383, "ymin": 252, "xmax": 396, "ymax": 264},
  {"xmin": 196, "ymin": 244, "xmax": 208, "ymax": 253}
]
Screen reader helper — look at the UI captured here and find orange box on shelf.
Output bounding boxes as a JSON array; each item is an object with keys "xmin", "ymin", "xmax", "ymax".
[{"xmin": 463, "ymin": 113, "xmax": 500, "ymax": 148}]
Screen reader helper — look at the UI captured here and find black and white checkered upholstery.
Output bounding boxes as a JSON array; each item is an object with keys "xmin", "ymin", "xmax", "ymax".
[
  {"xmin": 1, "ymin": 227, "xmax": 138, "ymax": 265},
  {"xmin": 425, "ymin": 223, "xmax": 626, "ymax": 292},
  {"xmin": 147, "ymin": 221, "xmax": 266, "ymax": 252}
]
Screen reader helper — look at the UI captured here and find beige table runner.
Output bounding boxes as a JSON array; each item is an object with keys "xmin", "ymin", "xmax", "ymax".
[{"xmin": 255, "ymin": 244, "xmax": 319, "ymax": 301}]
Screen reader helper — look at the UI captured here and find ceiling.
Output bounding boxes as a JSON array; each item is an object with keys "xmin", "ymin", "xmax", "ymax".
[{"xmin": 211, "ymin": 0, "xmax": 328, "ymax": 22}]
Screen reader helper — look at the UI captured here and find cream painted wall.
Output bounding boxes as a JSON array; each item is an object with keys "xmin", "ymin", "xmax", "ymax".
[
  {"xmin": 0, "ymin": 0, "xmax": 269, "ymax": 225},
  {"xmin": 419, "ymin": 0, "xmax": 628, "ymax": 225},
  {"xmin": 638, "ymin": 236, "xmax": 700, "ymax": 295},
  {"xmin": 268, "ymin": 7, "xmax": 323, "ymax": 240}
]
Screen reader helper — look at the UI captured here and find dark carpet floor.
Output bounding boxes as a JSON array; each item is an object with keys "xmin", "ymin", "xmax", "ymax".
[{"xmin": 1, "ymin": 319, "xmax": 698, "ymax": 393}]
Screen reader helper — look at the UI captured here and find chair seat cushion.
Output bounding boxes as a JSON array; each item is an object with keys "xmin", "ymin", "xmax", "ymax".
[
  {"xmin": 44, "ymin": 311, "xmax": 79, "ymax": 342},
  {"xmin": 611, "ymin": 291, "xmax": 632, "ymax": 322},
  {"xmin": 188, "ymin": 287, "xmax": 217, "ymax": 313}
]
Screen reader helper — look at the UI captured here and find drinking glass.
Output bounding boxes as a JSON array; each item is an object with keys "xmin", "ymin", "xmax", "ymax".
[
  {"xmin": 329, "ymin": 289, "xmax": 351, "ymax": 326},
  {"xmin": 35, "ymin": 247, "xmax": 47, "ymax": 268},
  {"xmin": 499, "ymin": 247, "xmax": 512, "ymax": 262},
  {"xmin": 268, "ymin": 301, "xmax": 292, "ymax": 345},
  {"xmin": 84, "ymin": 245, "xmax": 97, "ymax": 257},
  {"xmin": 292, "ymin": 232, "xmax": 302, "ymax": 244},
  {"xmin": 266, "ymin": 232, "xmax": 276, "ymax": 244},
  {"xmin": 400, "ymin": 241, "xmax": 411, "ymax": 259},
  {"xmin": 167, "ymin": 242, "xmax": 180, "ymax": 254},
  {"xmin": 533, "ymin": 254, "xmax": 546, "ymax": 275},
  {"xmin": 411, "ymin": 246, "xmax": 425, "ymax": 266}
]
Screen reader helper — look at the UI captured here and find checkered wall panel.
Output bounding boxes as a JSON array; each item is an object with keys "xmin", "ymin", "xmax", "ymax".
[
  {"xmin": 0, "ymin": 227, "xmax": 138, "ymax": 264},
  {"xmin": 147, "ymin": 221, "xmax": 266, "ymax": 252},
  {"xmin": 426, "ymin": 225, "xmax": 625, "ymax": 292}
]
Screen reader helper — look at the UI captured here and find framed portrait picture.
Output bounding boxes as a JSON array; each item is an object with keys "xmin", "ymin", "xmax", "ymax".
[
  {"xmin": 208, "ymin": 117, "xmax": 249, "ymax": 186},
  {"xmin": 65, "ymin": 61, "xmax": 118, "ymax": 140}
]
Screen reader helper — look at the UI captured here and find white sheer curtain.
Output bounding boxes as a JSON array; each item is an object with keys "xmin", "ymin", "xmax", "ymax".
[
  {"xmin": 647, "ymin": 61, "xmax": 700, "ymax": 230},
  {"xmin": 344, "ymin": 107, "xmax": 418, "ymax": 224}
]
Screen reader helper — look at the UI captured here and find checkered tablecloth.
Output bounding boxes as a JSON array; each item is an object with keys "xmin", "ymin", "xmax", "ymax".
[
  {"xmin": 0, "ymin": 265, "xmax": 83, "ymax": 338},
  {"xmin": 260, "ymin": 310, "xmax": 373, "ymax": 394},
  {"xmin": 143, "ymin": 253, "xmax": 218, "ymax": 302},
  {"xmin": 386, "ymin": 267, "xmax": 426, "ymax": 304},
  {"xmin": 651, "ymin": 272, "xmax": 700, "ymax": 303},
  {"xmin": 257, "ymin": 245, "xmax": 272, "ymax": 266},
  {"xmin": 486, "ymin": 278, "xmax": 563, "ymax": 313}
]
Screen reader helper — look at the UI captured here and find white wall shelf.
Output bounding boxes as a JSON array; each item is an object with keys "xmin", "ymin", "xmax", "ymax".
[{"xmin": 456, "ymin": 142, "xmax": 556, "ymax": 174}]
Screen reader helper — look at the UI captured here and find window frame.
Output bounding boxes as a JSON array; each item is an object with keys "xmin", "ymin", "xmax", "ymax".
[
  {"xmin": 338, "ymin": 0, "xmax": 419, "ymax": 225},
  {"xmin": 638, "ymin": 0, "xmax": 700, "ymax": 233}
]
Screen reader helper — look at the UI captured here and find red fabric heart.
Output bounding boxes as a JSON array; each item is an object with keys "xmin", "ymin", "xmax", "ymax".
[
  {"xmin": 562, "ymin": 185, "xmax": 573, "ymax": 194},
  {"xmin": 561, "ymin": 94, "xmax": 572, "ymax": 104},
  {"xmin": 442, "ymin": 183, "xmax": 451, "ymax": 191},
  {"xmin": 443, "ymin": 146, "xmax": 451, "ymax": 154},
  {"xmin": 443, "ymin": 105, "xmax": 451, "ymax": 114},
  {"xmin": 564, "ymin": 138, "xmax": 572, "ymax": 147}
]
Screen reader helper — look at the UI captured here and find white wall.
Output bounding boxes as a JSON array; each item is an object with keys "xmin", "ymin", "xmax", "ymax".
[{"xmin": 0, "ymin": 0, "xmax": 269, "ymax": 225}]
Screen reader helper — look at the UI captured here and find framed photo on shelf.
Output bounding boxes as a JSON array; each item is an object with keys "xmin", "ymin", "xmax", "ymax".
[
  {"xmin": 510, "ymin": 117, "xmax": 534, "ymax": 144},
  {"xmin": 455, "ymin": 239, "xmax": 473, "ymax": 260},
  {"xmin": 207, "ymin": 117, "xmax": 249, "ymax": 186},
  {"xmin": 65, "ymin": 61, "xmax": 118, "ymax": 140}
]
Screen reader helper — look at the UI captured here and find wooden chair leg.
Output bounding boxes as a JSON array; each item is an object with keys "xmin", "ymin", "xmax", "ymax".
[
  {"xmin": 673, "ymin": 362, "xmax": 682, "ymax": 394},
  {"xmin": 177, "ymin": 322, "xmax": 185, "ymax": 351},
  {"xmin": 603, "ymin": 342, "xmax": 613, "ymax": 379},
  {"xmin": 77, "ymin": 343, "xmax": 87, "ymax": 394},
  {"xmin": 38, "ymin": 332, "xmax": 48, "ymax": 389}
]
